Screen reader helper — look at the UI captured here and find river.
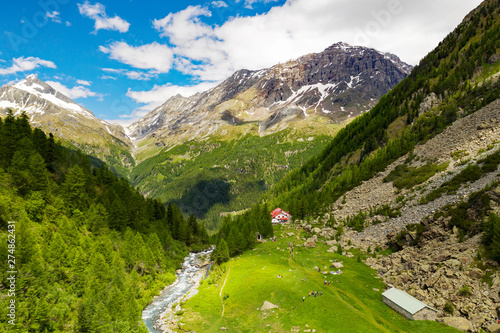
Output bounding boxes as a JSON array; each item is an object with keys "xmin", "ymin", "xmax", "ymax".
[{"xmin": 142, "ymin": 249, "xmax": 213, "ymax": 332}]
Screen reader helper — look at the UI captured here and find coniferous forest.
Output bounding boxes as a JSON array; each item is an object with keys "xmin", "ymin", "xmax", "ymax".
[{"xmin": 0, "ymin": 112, "xmax": 211, "ymax": 332}]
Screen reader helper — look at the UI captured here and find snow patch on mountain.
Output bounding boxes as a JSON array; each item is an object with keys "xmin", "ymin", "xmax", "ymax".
[{"xmin": 13, "ymin": 77, "xmax": 95, "ymax": 119}]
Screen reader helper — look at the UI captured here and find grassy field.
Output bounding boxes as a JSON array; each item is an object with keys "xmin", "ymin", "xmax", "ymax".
[{"xmin": 177, "ymin": 225, "xmax": 459, "ymax": 332}]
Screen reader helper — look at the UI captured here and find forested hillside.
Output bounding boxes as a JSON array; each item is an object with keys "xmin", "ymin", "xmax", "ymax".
[
  {"xmin": 131, "ymin": 131, "xmax": 332, "ymax": 231},
  {"xmin": 267, "ymin": 0, "xmax": 500, "ymax": 216},
  {"xmin": 0, "ymin": 112, "xmax": 210, "ymax": 332}
]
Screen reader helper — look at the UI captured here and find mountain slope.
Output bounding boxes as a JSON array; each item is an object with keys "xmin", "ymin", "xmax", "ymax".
[
  {"xmin": 257, "ymin": 0, "xmax": 500, "ymax": 330},
  {"xmin": 127, "ymin": 43, "xmax": 412, "ymax": 229},
  {"xmin": 0, "ymin": 75, "xmax": 134, "ymax": 175},
  {"xmin": 266, "ymin": 0, "xmax": 500, "ymax": 216},
  {"xmin": 128, "ymin": 42, "xmax": 412, "ymax": 160}
]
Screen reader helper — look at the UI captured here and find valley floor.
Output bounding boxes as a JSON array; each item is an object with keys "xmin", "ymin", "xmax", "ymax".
[{"xmin": 170, "ymin": 224, "xmax": 459, "ymax": 332}]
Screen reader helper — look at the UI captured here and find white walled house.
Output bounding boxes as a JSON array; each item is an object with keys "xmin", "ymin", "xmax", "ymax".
[{"xmin": 270, "ymin": 207, "xmax": 291, "ymax": 224}]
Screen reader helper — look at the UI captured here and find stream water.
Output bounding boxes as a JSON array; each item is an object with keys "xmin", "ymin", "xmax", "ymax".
[{"xmin": 142, "ymin": 249, "xmax": 213, "ymax": 332}]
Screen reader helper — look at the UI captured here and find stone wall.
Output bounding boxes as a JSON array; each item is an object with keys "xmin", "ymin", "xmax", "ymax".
[{"xmin": 413, "ymin": 307, "xmax": 438, "ymax": 321}]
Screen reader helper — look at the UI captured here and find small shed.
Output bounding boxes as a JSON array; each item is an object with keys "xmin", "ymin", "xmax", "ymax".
[{"xmin": 382, "ymin": 288, "xmax": 437, "ymax": 321}]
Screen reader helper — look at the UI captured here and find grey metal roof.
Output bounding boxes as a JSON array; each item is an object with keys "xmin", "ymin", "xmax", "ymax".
[{"xmin": 382, "ymin": 288, "xmax": 436, "ymax": 314}]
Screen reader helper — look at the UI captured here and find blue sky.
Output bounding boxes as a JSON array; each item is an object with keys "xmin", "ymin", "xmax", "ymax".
[{"xmin": 0, "ymin": 0, "xmax": 483, "ymax": 126}]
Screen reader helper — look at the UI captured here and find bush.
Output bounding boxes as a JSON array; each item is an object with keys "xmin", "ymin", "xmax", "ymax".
[
  {"xmin": 346, "ymin": 212, "xmax": 367, "ymax": 232},
  {"xmin": 383, "ymin": 162, "xmax": 448, "ymax": 190},
  {"xmin": 458, "ymin": 284, "xmax": 471, "ymax": 297},
  {"xmin": 372, "ymin": 204, "xmax": 401, "ymax": 218},
  {"xmin": 443, "ymin": 300, "xmax": 454, "ymax": 314}
]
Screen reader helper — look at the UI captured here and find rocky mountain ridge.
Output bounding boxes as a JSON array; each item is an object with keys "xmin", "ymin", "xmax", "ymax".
[{"xmin": 127, "ymin": 42, "xmax": 412, "ymax": 155}]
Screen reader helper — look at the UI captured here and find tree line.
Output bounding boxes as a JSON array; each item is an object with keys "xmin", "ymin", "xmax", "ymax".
[{"xmin": 211, "ymin": 202, "xmax": 274, "ymax": 264}]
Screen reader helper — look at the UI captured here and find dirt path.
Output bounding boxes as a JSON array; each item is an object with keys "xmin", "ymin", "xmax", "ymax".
[{"xmin": 220, "ymin": 266, "xmax": 231, "ymax": 317}]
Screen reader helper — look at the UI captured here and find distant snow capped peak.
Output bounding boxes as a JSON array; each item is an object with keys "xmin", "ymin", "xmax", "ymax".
[
  {"xmin": 331, "ymin": 41, "xmax": 353, "ymax": 50},
  {"xmin": 13, "ymin": 74, "xmax": 95, "ymax": 118}
]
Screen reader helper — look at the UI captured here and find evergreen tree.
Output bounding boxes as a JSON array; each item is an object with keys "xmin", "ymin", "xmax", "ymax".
[
  {"xmin": 216, "ymin": 238, "xmax": 229, "ymax": 264},
  {"xmin": 9, "ymin": 150, "xmax": 30, "ymax": 195},
  {"xmin": 29, "ymin": 153, "xmax": 48, "ymax": 192},
  {"xmin": 61, "ymin": 166, "xmax": 88, "ymax": 212},
  {"xmin": 108, "ymin": 198, "xmax": 128, "ymax": 230},
  {"xmin": 86, "ymin": 203, "xmax": 109, "ymax": 233}
]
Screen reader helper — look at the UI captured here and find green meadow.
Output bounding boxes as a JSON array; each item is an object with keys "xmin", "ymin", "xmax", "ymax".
[{"xmin": 179, "ymin": 225, "xmax": 459, "ymax": 332}]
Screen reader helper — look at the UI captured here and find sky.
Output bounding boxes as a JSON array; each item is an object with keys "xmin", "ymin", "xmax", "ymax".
[{"xmin": 0, "ymin": 0, "xmax": 484, "ymax": 126}]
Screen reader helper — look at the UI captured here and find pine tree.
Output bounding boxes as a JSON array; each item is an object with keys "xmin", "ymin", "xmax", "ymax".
[
  {"xmin": 86, "ymin": 203, "xmax": 109, "ymax": 233},
  {"xmin": 216, "ymin": 238, "xmax": 229, "ymax": 264},
  {"xmin": 147, "ymin": 233, "xmax": 165, "ymax": 271},
  {"xmin": 187, "ymin": 214, "xmax": 199, "ymax": 243},
  {"xmin": 62, "ymin": 166, "xmax": 88, "ymax": 212},
  {"xmin": 108, "ymin": 198, "xmax": 128, "ymax": 230},
  {"xmin": 29, "ymin": 153, "xmax": 48, "ymax": 192},
  {"xmin": 9, "ymin": 150, "xmax": 30, "ymax": 195},
  {"xmin": 132, "ymin": 232, "xmax": 148, "ymax": 275},
  {"xmin": 18, "ymin": 212, "xmax": 36, "ymax": 265},
  {"xmin": 0, "ymin": 111, "xmax": 17, "ymax": 168}
]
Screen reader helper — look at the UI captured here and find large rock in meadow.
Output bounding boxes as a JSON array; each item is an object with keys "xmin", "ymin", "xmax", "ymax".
[
  {"xmin": 261, "ymin": 301, "xmax": 279, "ymax": 311},
  {"xmin": 439, "ymin": 317, "xmax": 473, "ymax": 332}
]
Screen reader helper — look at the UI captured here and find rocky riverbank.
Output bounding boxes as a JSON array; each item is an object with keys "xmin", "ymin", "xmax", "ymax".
[{"xmin": 142, "ymin": 250, "xmax": 212, "ymax": 333}]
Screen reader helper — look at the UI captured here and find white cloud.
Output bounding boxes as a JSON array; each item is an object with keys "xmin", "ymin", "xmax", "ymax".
[
  {"xmin": 46, "ymin": 11, "xmax": 62, "ymax": 23},
  {"xmin": 65, "ymin": 21, "xmax": 72, "ymax": 27},
  {"xmin": 99, "ymin": 42, "xmax": 174, "ymax": 72},
  {"xmin": 78, "ymin": 1, "xmax": 130, "ymax": 33},
  {"xmin": 102, "ymin": 68, "xmax": 157, "ymax": 80},
  {"xmin": 0, "ymin": 57, "xmax": 56, "ymax": 75},
  {"xmin": 126, "ymin": 81, "xmax": 218, "ymax": 112},
  {"xmin": 100, "ymin": 74, "xmax": 117, "ymax": 80},
  {"xmin": 46, "ymin": 80, "xmax": 103, "ymax": 100},
  {"xmin": 212, "ymin": 1, "xmax": 228, "ymax": 8},
  {"xmin": 105, "ymin": 0, "xmax": 482, "ymax": 116},
  {"xmin": 153, "ymin": 5, "xmax": 214, "ymax": 45},
  {"xmin": 147, "ymin": 0, "xmax": 483, "ymax": 83},
  {"xmin": 76, "ymin": 79, "xmax": 91, "ymax": 86},
  {"xmin": 243, "ymin": 0, "xmax": 279, "ymax": 9}
]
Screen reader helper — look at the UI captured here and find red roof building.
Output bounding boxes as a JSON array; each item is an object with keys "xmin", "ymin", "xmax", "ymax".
[{"xmin": 271, "ymin": 207, "xmax": 291, "ymax": 224}]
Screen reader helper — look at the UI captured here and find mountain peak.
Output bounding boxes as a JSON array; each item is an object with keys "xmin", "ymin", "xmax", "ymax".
[
  {"xmin": 330, "ymin": 41, "xmax": 354, "ymax": 50},
  {"xmin": 128, "ymin": 42, "xmax": 412, "ymax": 147},
  {"xmin": 11, "ymin": 75, "xmax": 95, "ymax": 117}
]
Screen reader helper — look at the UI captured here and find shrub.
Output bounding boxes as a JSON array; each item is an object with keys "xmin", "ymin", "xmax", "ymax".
[
  {"xmin": 383, "ymin": 162, "xmax": 448, "ymax": 190},
  {"xmin": 443, "ymin": 300, "xmax": 454, "ymax": 314},
  {"xmin": 458, "ymin": 284, "xmax": 471, "ymax": 297}
]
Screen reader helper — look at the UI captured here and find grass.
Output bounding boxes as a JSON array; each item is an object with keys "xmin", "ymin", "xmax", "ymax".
[
  {"xmin": 179, "ymin": 225, "xmax": 460, "ymax": 332},
  {"xmin": 383, "ymin": 162, "xmax": 448, "ymax": 190}
]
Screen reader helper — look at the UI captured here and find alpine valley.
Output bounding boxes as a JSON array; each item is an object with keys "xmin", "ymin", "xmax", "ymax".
[
  {"xmin": 0, "ymin": 42, "xmax": 412, "ymax": 229},
  {"xmin": 1, "ymin": 0, "xmax": 500, "ymax": 332}
]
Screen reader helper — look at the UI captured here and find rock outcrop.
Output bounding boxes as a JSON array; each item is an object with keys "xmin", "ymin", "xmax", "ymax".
[{"xmin": 260, "ymin": 301, "xmax": 279, "ymax": 311}]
